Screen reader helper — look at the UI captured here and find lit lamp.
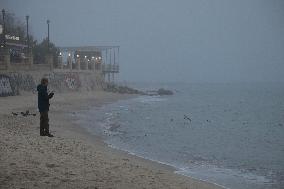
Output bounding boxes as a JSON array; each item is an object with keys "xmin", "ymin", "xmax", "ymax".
[
  {"xmin": 98, "ymin": 56, "xmax": 102, "ymax": 70},
  {"xmin": 58, "ymin": 52, "xmax": 63, "ymax": 69},
  {"xmin": 67, "ymin": 53, "xmax": 72, "ymax": 69},
  {"xmin": 90, "ymin": 56, "xmax": 95, "ymax": 70},
  {"xmin": 76, "ymin": 54, "xmax": 80, "ymax": 70}
]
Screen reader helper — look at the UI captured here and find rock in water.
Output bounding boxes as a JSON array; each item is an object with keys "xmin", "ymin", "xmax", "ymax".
[{"xmin": 157, "ymin": 88, "xmax": 174, "ymax": 95}]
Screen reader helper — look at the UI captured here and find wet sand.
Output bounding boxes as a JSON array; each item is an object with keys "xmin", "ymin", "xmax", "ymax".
[{"xmin": 0, "ymin": 91, "xmax": 223, "ymax": 189}]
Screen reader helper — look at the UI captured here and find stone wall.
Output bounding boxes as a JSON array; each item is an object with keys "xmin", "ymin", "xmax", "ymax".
[{"xmin": 0, "ymin": 70, "xmax": 105, "ymax": 97}]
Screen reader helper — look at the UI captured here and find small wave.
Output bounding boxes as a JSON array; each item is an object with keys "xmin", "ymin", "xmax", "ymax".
[
  {"xmin": 175, "ymin": 165, "xmax": 273, "ymax": 189},
  {"xmin": 105, "ymin": 112, "xmax": 113, "ymax": 116},
  {"xmin": 104, "ymin": 141, "xmax": 229, "ymax": 189},
  {"xmin": 135, "ymin": 96, "xmax": 167, "ymax": 104}
]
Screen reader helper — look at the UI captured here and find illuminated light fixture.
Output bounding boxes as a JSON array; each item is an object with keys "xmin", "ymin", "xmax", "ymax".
[
  {"xmin": 88, "ymin": 59, "xmax": 90, "ymax": 62},
  {"xmin": 76, "ymin": 54, "xmax": 79, "ymax": 58},
  {"xmin": 98, "ymin": 57, "xmax": 102, "ymax": 60},
  {"xmin": 59, "ymin": 52, "xmax": 62, "ymax": 56},
  {"xmin": 95, "ymin": 57, "xmax": 98, "ymax": 60},
  {"xmin": 68, "ymin": 53, "xmax": 71, "ymax": 57},
  {"xmin": 84, "ymin": 55, "xmax": 87, "ymax": 58},
  {"xmin": 91, "ymin": 56, "xmax": 95, "ymax": 59}
]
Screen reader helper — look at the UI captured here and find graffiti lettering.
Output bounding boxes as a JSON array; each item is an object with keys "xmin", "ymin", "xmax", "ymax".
[
  {"xmin": 0, "ymin": 75, "xmax": 13, "ymax": 96},
  {"xmin": 65, "ymin": 73, "xmax": 80, "ymax": 90}
]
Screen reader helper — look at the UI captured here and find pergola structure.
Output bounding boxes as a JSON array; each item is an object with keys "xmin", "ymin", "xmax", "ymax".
[{"xmin": 58, "ymin": 46, "xmax": 120, "ymax": 83}]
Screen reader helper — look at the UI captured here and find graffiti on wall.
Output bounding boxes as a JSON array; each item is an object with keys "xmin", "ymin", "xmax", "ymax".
[
  {"xmin": 0, "ymin": 73, "xmax": 37, "ymax": 97},
  {"xmin": 0, "ymin": 75, "xmax": 14, "ymax": 96},
  {"xmin": 0, "ymin": 71, "xmax": 100, "ymax": 97},
  {"xmin": 64, "ymin": 73, "xmax": 81, "ymax": 90},
  {"xmin": 44, "ymin": 72, "xmax": 65, "ymax": 91},
  {"xmin": 9, "ymin": 73, "xmax": 36, "ymax": 91},
  {"xmin": 43, "ymin": 72, "xmax": 81, "ymax": 91}
]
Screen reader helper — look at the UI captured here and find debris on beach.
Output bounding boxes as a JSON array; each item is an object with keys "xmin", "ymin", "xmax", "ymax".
[
  {"xmin": 12, "ymin": 110, "xmax": 36, "ymax": 117},
  {"xmin": 21, "ymin": 110, "xmax": 30, "ymax": 116},
  {"xmin": 12, "ymin": 112, "xmax": 18, "ymax": 116}
]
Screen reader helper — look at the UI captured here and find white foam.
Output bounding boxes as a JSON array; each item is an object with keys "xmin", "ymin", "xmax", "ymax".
[
  {"xmin": 105, "ymin": 142, "xmax": 229, "ymax": 189},
  {"xmin": 135, "ymin": 96, "xmax": 167, "ymax": 103}
]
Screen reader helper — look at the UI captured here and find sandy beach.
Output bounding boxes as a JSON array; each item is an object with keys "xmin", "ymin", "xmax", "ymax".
[{"xmin": 0, "ymin": 91, "xmax": 223, "ymax": 189}]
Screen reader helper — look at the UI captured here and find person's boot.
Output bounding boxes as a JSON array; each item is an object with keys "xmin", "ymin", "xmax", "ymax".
[
  {"xmin": 40, "ymin": 129, "xmax": 46, "ymax": 136},
  {"xmin": 46, "ymin": 133, "xmax": 54, "ymax": 137}
]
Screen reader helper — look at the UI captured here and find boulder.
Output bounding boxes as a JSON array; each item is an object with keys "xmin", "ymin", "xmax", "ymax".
[{"xmin": 157, "ymin": 88, "xmax": 174, "ymax": 95}]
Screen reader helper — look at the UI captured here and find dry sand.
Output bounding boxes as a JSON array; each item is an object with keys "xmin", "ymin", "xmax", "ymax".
[{"xmin": 0, "ymin": 91, "xmax": 223, "ymax": 189}]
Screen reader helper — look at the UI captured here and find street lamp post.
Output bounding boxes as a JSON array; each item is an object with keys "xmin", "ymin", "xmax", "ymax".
[
  {"xmin": 46, "ymin": 19, "xmax": 50, "ymax": 52},
  {"xmin": 26, "ymin": 15, "xmax": 29, "ymax": 50},
  {"xmin": 2, "ymin": 9, "xmax": 6, "ymax": 48}
]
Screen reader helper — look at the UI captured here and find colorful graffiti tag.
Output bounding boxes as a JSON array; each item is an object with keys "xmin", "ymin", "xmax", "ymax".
[{"xmin": 0, "ymin": 75, "xmax": 14, "ymax": 96}]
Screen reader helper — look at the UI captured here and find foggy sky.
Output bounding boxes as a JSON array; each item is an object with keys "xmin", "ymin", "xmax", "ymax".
[{"xmin": 1, "ymin": 0, "xmax": 284, "ymax": 83}]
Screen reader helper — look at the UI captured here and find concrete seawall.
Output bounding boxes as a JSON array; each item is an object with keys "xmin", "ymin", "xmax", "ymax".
[{"xmin": 0, "ymin": 70, "xmax": 105, "ymax": 97}]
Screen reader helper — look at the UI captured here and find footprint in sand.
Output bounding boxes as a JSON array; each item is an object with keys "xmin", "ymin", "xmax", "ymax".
[{"xmin": 45, "ymin": 163, "xmax": 59, "ymax": 168}]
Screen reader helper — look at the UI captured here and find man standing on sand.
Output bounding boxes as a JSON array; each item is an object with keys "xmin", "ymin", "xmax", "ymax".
[{"xmin": 37, "ymin": 78, "xmax": 54, "ymax": 137}]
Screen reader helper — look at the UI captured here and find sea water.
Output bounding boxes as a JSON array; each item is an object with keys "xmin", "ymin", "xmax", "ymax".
[{"xmin": 78, "ymin": 83, "xmax": 284, "ymax": 189}]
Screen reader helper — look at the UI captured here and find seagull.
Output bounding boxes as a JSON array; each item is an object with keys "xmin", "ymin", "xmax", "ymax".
[{"xmin": 184, "ymin": 115, "xmax": 192, "ymax": 122}]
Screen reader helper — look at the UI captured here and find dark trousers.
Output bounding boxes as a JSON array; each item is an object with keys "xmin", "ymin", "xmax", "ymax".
[{"xmin": 40, "ymin": 111, "xmax": 49, "ymax": 135}]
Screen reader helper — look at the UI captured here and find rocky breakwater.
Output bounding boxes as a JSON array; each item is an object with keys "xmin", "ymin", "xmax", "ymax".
[
  {"xmin": 157, "ymin": 88, "xmax": 174, "ymax": 95},
  {"xmin": 104, "ymin": 84, "xmax": 145, "ymax": 94},
  {"xmin": 104, "ymin": 84, "xmax": 173, "ymax": 96}
]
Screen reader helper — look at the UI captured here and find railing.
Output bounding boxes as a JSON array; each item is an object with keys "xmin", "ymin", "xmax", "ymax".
[
  {"xmin": 102, "ymin": 64, "xmax": 119, "ymax": 73},
  {"xmin": 0, "ymin": 53, "xmax": 53, "ymax": 71},
  {"xmin": 0, "ymin": 52, "xmax": 119, "ymax": 74},
  {"xmin": 32, "ymin": 63, "xmax": 52, "ymax": 70}
]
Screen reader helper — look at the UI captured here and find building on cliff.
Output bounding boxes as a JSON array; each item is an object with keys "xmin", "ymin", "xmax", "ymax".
[{"xmin": 0, "ymin": 45, "xmax": 120, "ymax": 96}]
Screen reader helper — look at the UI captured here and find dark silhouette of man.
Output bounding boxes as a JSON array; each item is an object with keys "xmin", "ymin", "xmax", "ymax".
[{"xmin": 37, "ymin": 78, "xmax": 54, "ymax": 137}]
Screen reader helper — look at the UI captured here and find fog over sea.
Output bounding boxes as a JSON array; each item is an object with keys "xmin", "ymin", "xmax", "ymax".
[{"xmin": 78, "ymin": 82, "xmax": 284, "ymax": 189}]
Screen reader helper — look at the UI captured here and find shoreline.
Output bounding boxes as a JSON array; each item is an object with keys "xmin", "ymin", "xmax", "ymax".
[
  {"xmin": 0, "ymin": 91, "xmax": 223, "ymax": 189},
  {"xmin": 78, "ymin": 95, "xmax": 228, "ymax": 189}
]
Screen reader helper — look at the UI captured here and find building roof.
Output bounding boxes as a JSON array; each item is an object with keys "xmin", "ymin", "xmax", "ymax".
[{"xmin": 6, "ymin": 42, "xmax": 27, "ymax": 48}]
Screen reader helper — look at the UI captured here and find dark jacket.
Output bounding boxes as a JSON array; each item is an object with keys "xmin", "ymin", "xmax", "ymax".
[{"xmin": 37, "ymin": 84, "xmax": 53, "ymax": 112}]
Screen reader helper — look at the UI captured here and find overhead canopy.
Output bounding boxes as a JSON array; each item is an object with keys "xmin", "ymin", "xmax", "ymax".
[{"xmin": 59, "ymin": 46, "xmax": 119, "ymax": 52}]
